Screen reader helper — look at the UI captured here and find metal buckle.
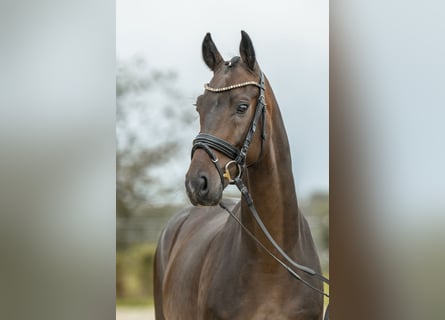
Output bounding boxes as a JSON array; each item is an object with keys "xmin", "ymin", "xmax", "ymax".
[{"xmin": 223, "ymin": 160, "xmax": 242, "ymax": 184}]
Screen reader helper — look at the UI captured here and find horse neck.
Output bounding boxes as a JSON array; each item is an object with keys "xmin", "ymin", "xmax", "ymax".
[{"xmin": 240, "ymin": 86, "xmax": 300, "ymax": 257}]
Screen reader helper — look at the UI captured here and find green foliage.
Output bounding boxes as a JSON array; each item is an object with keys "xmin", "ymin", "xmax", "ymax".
[
  {"xmin": 116, "ymin": 243, "xmax": 156, "ymax": 306},
  {"xmin": 305, "ymin": 192, "xmax": 329, "ymax": 249},
  {"xmin": 301, "ymin": 191, "xmax": 329, "ymax": 272}
]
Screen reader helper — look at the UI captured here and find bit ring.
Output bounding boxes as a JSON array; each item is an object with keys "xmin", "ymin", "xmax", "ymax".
[{"xmin": 223, "ymin": 160, "xmax": 242, "ymax": 184}]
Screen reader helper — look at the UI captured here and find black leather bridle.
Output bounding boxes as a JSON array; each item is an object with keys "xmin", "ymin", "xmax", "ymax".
[
  {"xmin": 190, "ymin": 71, "xmax": 330, "ymax": 318},
  {"xmin": 191, "ymin": 71, "xmax": 267, "ymax": 186}
]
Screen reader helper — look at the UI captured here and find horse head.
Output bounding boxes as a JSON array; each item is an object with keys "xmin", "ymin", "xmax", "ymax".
[{"xmin": 185, "ymin": 31, "xmax": 266, "ymax": 206}]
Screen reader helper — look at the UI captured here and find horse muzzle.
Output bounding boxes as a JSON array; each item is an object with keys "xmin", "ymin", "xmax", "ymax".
[{"xmin": 185, "ymin": 154, "xmax": 223, "ymax": 206}]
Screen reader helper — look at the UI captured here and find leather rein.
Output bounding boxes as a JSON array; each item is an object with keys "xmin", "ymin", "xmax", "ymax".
[{"xmin": 190, "ymin": 72, "xmax": 330, "ymax": 300}]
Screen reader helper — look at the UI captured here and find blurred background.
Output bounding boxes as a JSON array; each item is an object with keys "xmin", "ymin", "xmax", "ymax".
[
  {"xmin": 2, "ymin": 1, "xmax": 444, "ymax": 319},
  {"xmin": 116, "ymin": 0, "xmax": 328, "ymax": 318}
]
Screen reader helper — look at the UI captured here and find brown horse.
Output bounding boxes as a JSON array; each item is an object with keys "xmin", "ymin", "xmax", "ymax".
[{"xmin": 154, "ymin": 31, "xmax": 324, "ymax": 320}]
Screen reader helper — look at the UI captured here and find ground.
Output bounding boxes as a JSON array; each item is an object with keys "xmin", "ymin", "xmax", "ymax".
[{"xmin": 116, "ymin": 307, "xmax": 155, "ymax": 320}]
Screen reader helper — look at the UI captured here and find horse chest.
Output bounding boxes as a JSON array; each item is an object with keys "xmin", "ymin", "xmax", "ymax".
[{"xmin": 198, "ymin": 266, "xmax": 319, "ymax": 320}]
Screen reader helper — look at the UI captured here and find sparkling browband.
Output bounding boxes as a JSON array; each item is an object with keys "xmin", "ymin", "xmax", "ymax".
[{"xmin": 204, "ymin": 81, "xmax": 262, "ymax": 92}]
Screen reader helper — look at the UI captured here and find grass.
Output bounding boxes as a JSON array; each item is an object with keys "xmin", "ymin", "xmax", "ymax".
[{"xmin": 116, "ymin": 297, "xmax": 153, "ymax": 307}]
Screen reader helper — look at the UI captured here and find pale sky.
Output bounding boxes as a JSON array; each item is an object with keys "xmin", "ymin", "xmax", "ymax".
[{"xmin": 117, "ymin": 0, "xmax": 329, "ymax": 200}]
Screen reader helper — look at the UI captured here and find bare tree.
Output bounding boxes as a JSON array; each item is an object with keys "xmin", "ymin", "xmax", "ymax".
[{"xmin": 116, "ymin": 57, "xmax": 194, "ymax": 220}]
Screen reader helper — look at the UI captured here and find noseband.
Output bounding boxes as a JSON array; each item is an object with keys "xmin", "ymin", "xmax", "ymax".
[{"xmin": 191, "ymin": 72, "xmax": 267, "ymax": 186}]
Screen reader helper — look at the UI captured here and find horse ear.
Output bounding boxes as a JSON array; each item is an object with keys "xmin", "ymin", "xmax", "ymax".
[
  {"xmin": 202, "ymin": 33, "xmax": 223, "ymax": 71},
  {"xmin": 239, "ymin": 30, "xmax": 256, "ymax": 71}
]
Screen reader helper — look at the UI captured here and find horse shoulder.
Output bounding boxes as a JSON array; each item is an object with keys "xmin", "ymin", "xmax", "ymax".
[
  {"xmin": 154, "ymin": 208, "xmax": 191, "ymax": 319},
  {"xmin": 158, "ymin": 205, "xmax": 233, "ymax": 319}
]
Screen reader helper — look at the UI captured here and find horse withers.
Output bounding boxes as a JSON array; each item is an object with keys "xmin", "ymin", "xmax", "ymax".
[{"xmin": 154, "ymin": 31, "xmax": 325, "ymax": 320}]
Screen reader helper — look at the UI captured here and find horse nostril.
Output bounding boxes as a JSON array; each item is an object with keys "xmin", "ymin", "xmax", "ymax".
[{"xmin": 198, "ymin": 174, "xmax": 209, "ymax": 194}]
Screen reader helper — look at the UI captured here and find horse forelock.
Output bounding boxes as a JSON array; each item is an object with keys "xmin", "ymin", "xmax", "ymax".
[{"xmin": 209, "ymin": 58, "xmax": 260, "ymax": 89}]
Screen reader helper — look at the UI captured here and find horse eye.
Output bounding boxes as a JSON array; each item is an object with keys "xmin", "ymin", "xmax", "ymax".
[{"xmin": 236, "ymin": 104, "xmax": 249, "ymax": 114}]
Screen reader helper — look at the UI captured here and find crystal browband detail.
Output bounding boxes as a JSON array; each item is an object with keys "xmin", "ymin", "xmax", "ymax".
[{"xmin": 204, "ymin": 81, "xmax": 262, "ymax": 92}]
